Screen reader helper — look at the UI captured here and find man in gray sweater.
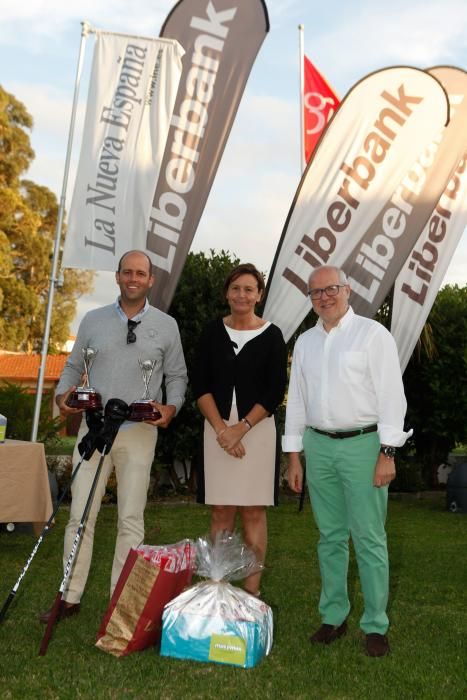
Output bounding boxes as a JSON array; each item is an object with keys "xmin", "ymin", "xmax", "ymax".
[{"xmin": 40, "ymin": 250, "xmax": 187, "ymax": 622}]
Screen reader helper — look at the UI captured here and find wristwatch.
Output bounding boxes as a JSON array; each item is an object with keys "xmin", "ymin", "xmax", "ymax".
[{"xmin": 380, "ymin": 445, "xmax": 396, "ymax": 458}]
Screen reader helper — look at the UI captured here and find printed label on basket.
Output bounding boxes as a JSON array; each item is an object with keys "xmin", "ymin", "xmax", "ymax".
[{"xmin": 209, "ymin": 634, "xmax": 246, "ymax": 666}]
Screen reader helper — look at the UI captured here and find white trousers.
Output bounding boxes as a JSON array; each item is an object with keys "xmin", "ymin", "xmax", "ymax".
[{"xmin": 62, "ymin": 421, "xmax": 158, "ymax": 604}]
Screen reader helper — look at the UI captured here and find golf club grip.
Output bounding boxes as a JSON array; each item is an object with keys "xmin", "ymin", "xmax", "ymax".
[{"xmin": 0, "ymin": 593, "xmax": 15, "ymax": 623}]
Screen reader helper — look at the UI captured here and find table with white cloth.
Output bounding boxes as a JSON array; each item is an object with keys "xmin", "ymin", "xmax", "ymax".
[{"xmin": 0, "ymin": 439, "xmax": 53, "ymax": 535}]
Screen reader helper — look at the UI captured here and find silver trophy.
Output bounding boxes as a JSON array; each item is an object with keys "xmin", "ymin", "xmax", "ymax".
[
  {"xmin": 66, "ymin": 347, "xmax": 102, "ymax": 410},
  {"xmin": 128, "ymin": 359, "xmax": 161, "ymax": 421}
]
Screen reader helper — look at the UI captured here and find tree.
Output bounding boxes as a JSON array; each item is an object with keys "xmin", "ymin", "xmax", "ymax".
[
  {"xmin": 0, "ymin": 85, "xmax": 94, "ymax": 352},
  {"xmin": 0, "ymin": 86, "xmax": 34, "ymax": 188},
  {"xmin": 403, "ymin": 284, "xmax": 467, "ymax": 484},
  {"xmin": 0, "ymin": 381, "xmax": 63, "ymax": 444}
]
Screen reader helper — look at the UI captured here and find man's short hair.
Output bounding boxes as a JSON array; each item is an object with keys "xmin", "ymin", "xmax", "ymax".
[
  {"xmin": 117, "ymin": 250, "xmax": 153, "ymax": 275},
  {"xmin": 309, "ymin": 265, "xmax": 348, "ymax": 286}
]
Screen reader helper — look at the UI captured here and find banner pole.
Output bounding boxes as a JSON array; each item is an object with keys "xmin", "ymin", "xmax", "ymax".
[
  {"xmin": 298, "ymin": 24, "xmax": 306, "ymax": 173},
  {"xmin": 31, "ymin": 21, "xmax": 93, "ymax": 442}
]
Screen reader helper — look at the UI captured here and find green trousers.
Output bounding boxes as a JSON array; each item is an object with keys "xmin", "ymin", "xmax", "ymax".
[{"xmin": 303, "ymin": 428, "xmax": 389, "ymax": 634}]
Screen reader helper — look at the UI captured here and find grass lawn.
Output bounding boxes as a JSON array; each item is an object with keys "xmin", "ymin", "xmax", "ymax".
[{"xmin": 0, "ymin": 496, "xmax": 465, "ymax": 699}]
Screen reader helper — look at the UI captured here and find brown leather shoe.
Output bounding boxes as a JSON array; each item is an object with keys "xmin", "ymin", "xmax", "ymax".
[
  {"xmin": 365, "ymin": 633, "xmax": 390, "ymax": 657},
  {"xmin": 310, "ymin": 620, "xmax": 347, "ymax": 644},
  {"xmin": 39, "ymin": 601, "xmax": 81, "ymax": 624}
]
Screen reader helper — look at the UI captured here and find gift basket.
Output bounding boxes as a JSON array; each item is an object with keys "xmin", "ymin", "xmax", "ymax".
[
  {"xmin": 160, "ymin": 532, "xmax": 273, "ymax": 668},
  {"xmin": 96, "ymin": 540, "xmax": 195, "ymax": 657}
]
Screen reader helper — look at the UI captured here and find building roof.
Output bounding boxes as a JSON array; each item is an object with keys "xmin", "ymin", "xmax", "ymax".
[{"xmin": 0, "ymin": 354, "xmax": 68, "ymax": 381}]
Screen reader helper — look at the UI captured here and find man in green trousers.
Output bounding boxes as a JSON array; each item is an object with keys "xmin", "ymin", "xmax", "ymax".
[{"xmin": 284, "ymin": 265, "xmax": 411, "ymax": 657}]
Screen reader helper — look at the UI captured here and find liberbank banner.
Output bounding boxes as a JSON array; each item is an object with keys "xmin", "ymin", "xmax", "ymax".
[
  {"xmin": 63, "ymin": 31, "xmax": 184, "ymax": 270},
  {"xmin": 392, "ymin": 152, "xmax": 467, "ymax": 372},
  {"xmin": 344, "ymin": 66, "xmax": 467, "ymax": 317},
  {"xmin": 263, "ymin": 67, "xmax": 450, "ymax": 342},
  {"xmin": 391, "ymin": 67, "xmax": 467, "ymax": 373},
  {"xmin": 147, "ymin": 0, "xmax": 270, "ymax": 311}
]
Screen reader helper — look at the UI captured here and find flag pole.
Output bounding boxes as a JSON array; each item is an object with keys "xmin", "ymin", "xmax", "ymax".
[
  {"xmin": 31, "ymin": 21, "xmax": 93, "ymax": 442},
  {"xmin": 298, "ymin": 24, "xmax": 306, "ymax": 173}
]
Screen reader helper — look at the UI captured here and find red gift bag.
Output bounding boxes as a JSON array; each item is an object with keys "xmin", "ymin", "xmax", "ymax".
[{"xmin": 96, "ymin": 540, "xmax": 194, "ymax": 656}]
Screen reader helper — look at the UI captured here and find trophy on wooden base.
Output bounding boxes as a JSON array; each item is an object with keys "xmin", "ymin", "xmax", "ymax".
[
  {"xmin": 128, "ymin": 359, "xmax": 161, "ymax": 422},
  {"xmin": 66, "ymin": 347, "xmax": 102, "ymax": 410}
]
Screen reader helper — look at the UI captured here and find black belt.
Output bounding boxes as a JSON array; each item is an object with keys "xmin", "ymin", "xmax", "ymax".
[{"xmin": 309, "ymin": 424, "xmax": 377, "ymax": 439}]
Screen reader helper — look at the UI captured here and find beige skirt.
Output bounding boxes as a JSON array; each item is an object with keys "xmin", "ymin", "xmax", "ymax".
[{"xmin": 204, "ymin": 407, "xmax": 277, "ymax": 506}]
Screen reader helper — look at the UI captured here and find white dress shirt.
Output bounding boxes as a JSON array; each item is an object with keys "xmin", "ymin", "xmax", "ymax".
[{"xmin": 282, "ymin": 307, "xmax": 412, "ymax": 452}]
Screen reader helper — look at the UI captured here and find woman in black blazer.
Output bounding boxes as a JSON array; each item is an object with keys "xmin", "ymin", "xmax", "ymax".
[{"xmin": 192, "ymin": 263, "xmax": 287, "ymax": 596}]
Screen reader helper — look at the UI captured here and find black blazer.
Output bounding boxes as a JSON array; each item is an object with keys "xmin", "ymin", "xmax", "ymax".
[{"xmin": 192, "ymin": 318, "xmax": 287, "ymax": 419}]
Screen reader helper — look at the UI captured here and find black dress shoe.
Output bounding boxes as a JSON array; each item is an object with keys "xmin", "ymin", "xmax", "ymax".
[
  {"xmin": 39, "ymin": 601, "xmax": 81, "ymax": 624},
  {"xmin": 310, "ymin": 620, "xmax": 347, "ymax": 644},
  {"xmin": 365, "ymin": 633, "xmax": 390, "ymax": 657}
]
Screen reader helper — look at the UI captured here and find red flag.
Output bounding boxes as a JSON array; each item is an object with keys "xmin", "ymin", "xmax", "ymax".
[{"xmin": 303, "ymin": 56, "xmax": 339, "ymax": 162}]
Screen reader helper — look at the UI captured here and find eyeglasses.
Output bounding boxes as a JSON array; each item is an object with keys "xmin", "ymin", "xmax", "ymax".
[
  {"xmin": 127, "ymin": 319, "xmax": 140, "ymax": 344},
  {"xmin": 307, "ymin": 284, "xmax": 347, "ymax": 300}
]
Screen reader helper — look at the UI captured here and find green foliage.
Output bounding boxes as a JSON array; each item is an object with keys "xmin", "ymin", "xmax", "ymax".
[
  {"xmin": 0, "ymin": 381, "xmax": 63, "ymax": 443},
  {"xmin": 0, "ymin": 85, "xmax": 94, "ymax": 352},
  {"xmin": 389, "ymin": 456, "xmax": 425, "ymax": 493},
  {"xmin": 374, "ymin": 289, "xmax": 392, "ymax": 329},
  {"xmin": 403, "ymin": 284, "xmax": 467, "ymax": 484},
  {"xmin": 0, "ymin": 86, "xmax": 34, "ymax": 187},
  {"xmin": 156, "ymin": 250, "xmax": 240, "ymax": 480},
  {"xmin": 45, "ymin": 436, "xmax": 76, "ymax": 455}
]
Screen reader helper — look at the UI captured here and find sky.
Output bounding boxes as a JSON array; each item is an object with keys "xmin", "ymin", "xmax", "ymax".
[{"xmin": 0, "ymin": 0, "xmax": 466, "ymax": 333}]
